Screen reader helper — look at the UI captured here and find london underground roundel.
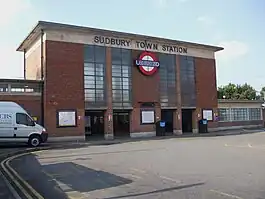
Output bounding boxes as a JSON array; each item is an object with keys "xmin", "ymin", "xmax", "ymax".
[{"xmin": 135, "ymin": 51, "xmax": 160, "ymax": 76}]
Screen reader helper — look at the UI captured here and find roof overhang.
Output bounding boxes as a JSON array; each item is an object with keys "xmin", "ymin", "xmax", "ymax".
[
  {"xmin": 218, "ymin": 99, "xmax": 264, "ymax": 104},
  {"xmin": 17, "ymin": 20, "xmax": 224, "ymax": 52}
]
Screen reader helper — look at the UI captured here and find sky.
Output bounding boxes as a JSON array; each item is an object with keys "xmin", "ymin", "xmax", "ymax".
[{"xmin": 0, "ymin": 0, "xmax": 264, "ymax": 91}]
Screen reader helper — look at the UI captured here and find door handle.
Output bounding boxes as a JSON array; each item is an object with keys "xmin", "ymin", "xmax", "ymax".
[{"xmin": 14, "ymin": 127, "xmax": 17, "ymax": 130}]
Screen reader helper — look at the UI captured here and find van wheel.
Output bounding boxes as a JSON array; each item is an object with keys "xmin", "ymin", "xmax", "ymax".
[{"xmin": 28, "ymin": 135, "xmax": 41, "ymax": 147}]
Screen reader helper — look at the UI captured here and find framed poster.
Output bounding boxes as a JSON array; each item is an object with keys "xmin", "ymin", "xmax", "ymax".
[
  {"xmin": 202, "ymin": 109, "xmax": 213, "ymax": 121},
  {"xmin": 57, "ymin": 110, "xmax": 77, "ymax": 128},
  {"xmin": 140, "ymin": 110, "xmax": 155, "ymax": 124}
]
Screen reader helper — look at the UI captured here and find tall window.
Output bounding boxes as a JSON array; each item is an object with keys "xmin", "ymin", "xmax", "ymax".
[
  {"xmin": 159, "ymin": 53, "xmax": 177, "ymax": 107},
  {"xmin": 111, "ymin": 48, "xmax": 132, "ymax": 107},
  {"xmin": 180, "ymin": 56, "xmax": 196, "ymax": 107},
  {"xmin": 84, "ymin": 45, "xmax": 106, "ymax": 106}
]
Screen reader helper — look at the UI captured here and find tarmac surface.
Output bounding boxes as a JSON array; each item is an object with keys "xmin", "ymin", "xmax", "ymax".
[{"xmin": 6, "ymin": 131, "xmax": 265, "ymax": 199}]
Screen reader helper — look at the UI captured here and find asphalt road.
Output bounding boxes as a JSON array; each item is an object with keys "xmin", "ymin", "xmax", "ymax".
[
  {"xmin": 9, "ymin": 132, "xmax": 265, "ymax": 199},
  {"xmin": 0, "ymin": 143, "xmax": 31, "ymax": 199}
]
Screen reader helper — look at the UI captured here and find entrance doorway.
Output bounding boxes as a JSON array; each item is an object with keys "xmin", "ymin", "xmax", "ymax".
[
  {"xmin": 182, "ymin": 109, "xmax": 193, "ymax": 134},
  {"xmin": 85, "ymin": 111, "xmax": 104, "ymax": 138},
  {"xmin": 113, "ymin": 111, "xmax": 130, "ymax": 137},
  {"xmin": 161, "ymin": 110, "xmax": 174, "ymax": 135}
]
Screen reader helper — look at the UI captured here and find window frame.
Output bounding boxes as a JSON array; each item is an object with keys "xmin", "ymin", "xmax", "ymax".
[
  {"xmin": 111, "ymin": 47, "xmax": 132, "ymax": 107},
  {"xmin": 56, "ymin": 109, "xmax": 77, "ymax": 128},
  {"xmin": 16, "ymin": 113, "xmax": 35, "ymax": 126},
  {"xmin": 84, "ymin": 45, "xmax": 106, "ymax": 105}
]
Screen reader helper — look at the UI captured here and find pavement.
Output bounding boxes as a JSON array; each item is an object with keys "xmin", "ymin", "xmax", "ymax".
[{"xmin": 4, "ymin": 130, "xmax": 265, "ymax": 199}]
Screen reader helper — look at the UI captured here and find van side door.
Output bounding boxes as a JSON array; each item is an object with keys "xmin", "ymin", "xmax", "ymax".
[
  {"xmin": 0, "ymin": 112, "xmax": 14, "ymax": 139},
  {"xmin": 15, "ymin": 113, "xmax": 35, "ymax": 141}
]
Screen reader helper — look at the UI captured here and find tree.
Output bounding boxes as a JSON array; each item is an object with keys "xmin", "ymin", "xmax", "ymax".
[
  {"xmin": 259, "ymin": 86, "xmax": 265, "ymax": 100},
  {"xmin": 218, "ymin": 83, "xmax": 257, "ymax": 100}
]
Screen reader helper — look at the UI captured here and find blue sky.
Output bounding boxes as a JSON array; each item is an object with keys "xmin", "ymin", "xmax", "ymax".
[{"xmin": 0, "ymin": 0, "xmax": 264, "ymax": 90}]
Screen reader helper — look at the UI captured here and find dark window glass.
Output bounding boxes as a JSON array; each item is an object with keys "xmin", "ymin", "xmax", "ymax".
[
  {"xmin": 111, "ymin": 48, "xmax": 122, "ymax": 65},
  {"xmin": 121, "ymin": 49, "xmax": 132, "ymax": 65},
  {"xmin": 159, "ymin": 53, "xmax": 176, "ymax": 107},
  {"xmin": 180, "ymin": 56, "xmax": 196, "ymax": 107},
  {"xmin": 84, "ymin": 45, "xmax": 106, "ymax": 106},
  {"xmin": 95, "ymin": 46, "xmax": 106, "ymax": 63},
  {"xmin": 84, "ymin": 45, "xmax": 94, "ymax": 62},
  {"xmin": 16, "ymin": 113, "xmax": 33, "ymax": 125},
  {"xmin": 111, "ymin": 47, "xmax": 132, "ymax": 107}
]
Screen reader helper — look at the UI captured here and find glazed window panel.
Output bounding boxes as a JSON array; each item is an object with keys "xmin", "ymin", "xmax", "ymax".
[
  {"xmin": 159, "ymin": 53, "xmax": 177, "ymax": 107},
  {"xmin": 218, "ymin": 108, "xmax": 230, "ymax": 121},
  {"xmin": 84, "ymin": 45, "xmax": 106, "ymax": 105},
  {"xmin": 112, "ymin": 77, "xmax": 122, "ymax": 89},
  {"xmin": 180, "ymin": 55, "xmax": 196, "ymax": 107},
  {"xmin": 231, "ymin": 108, "xmax": 248, "ymax": 121},
  {"xmin": 249, "ymin": 108, "xmax": 261, "ymax": 120},
  {"xmin": 84, "ymin": 45, "xmax": 94, "ymax": 62},
  {"xmin": 111, "ymin": 48, "xmax": 122, "ymax": 64},
  {"xmin": 121, "ymin": 49, "xmax": 131, "ymax": 65},
  {"xmin": 111, "ymin": 47, "xmax": 132, "ymax": 107},
  {"xmin": 95, "ymin": 46, "xmax": 106, "ymax": 63}
]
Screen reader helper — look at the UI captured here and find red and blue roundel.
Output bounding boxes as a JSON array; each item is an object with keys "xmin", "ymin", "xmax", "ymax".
[{"xmin": 135, "ymin": 51, "xmax": 160, "ymax": 76}]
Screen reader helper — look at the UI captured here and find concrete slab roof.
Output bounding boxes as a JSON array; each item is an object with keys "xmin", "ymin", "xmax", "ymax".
[{"xmin": 17, "ymin": 21, "xmax": 224, "ymax": 52}]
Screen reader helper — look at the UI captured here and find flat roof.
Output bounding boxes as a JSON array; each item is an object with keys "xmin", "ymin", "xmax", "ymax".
[
  {"xmin": 17, "ymin": 20, "xmax": 224, "ymax": 52},
  {"xmin": 218, "ymin": 99, "xmax": 264, "ymax": 104},
  {"xmin": 0, "ymin": 78, "xmax": 43, "ymax": 84}
]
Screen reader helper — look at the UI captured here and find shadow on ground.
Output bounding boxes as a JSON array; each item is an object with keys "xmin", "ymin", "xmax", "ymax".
[{"xmin": 10, "ymin": 154, "xmax": 133, "ymax": 199}]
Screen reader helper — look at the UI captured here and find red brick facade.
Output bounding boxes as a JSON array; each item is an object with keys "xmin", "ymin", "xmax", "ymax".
[
  {"xmin": 21, "ymin": 40, "xmax": 220, "ymax": 137},
  {"xmin": 194, "ymin": 57, "xmax": 218, "ymax": 129},
  {"xmin": 131, "ymin": 50, "xmax": 161, "ymax": 133},
  {"xmin": 44, "ymin": 41, "xmax": 85, "ymax": 137}
]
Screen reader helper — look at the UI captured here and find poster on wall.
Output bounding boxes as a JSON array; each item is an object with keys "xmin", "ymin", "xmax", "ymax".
[
  {"xmin": 58, "ymin": 110, "xmax": 76, "ymax": 127},
  {"xmin": 141, "ymin": 110, "xmax": 155, "ymax": 124},
  {"xmin": 202, "ymin": 109, "xmax": 213, "ymax": 121}
]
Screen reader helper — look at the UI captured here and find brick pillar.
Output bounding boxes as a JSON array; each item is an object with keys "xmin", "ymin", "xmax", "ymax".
[
  {"xmin": 192, "ymin": 108, "xmax": 201, "ymax": 133},
  {"xmin": 104, "ymin": 47, "xmax": 114, "ymax": 139},
  {"xmin": 173, "ymin": 55, "xmax": 182, "ymax": 135}
]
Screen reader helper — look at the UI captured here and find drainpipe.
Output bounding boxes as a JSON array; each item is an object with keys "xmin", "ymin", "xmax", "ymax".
[
  {"xmin": 40, "ymin": 29, "xmax": 45, "ymax": 126},
  {"xmin": 23, "ymin": 49, "xmax": 26, "ymax": 79}
]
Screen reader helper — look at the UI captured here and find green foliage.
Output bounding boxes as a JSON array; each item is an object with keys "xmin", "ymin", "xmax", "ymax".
[
  {"xmin": 218, "ymin": 83, "xmax": 257, "ymax": 100},
  {"xmin": 259, "ymin": 86, "xmax": 265, "ymax": 100}
]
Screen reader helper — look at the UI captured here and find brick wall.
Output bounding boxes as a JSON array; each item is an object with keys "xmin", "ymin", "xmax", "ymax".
[
  {"xmin": 131, "ymin": 50, "xmax": 161, "ymax": 133},
  {"xmin": 0, "ymin": 95, "xmax": 42, "ymax": 123},
  {"xmin": 44, "ymin": 40, "xmax": 85, "ymax": 137},
  {"xmin": 194, "ymin": 57, "xmax": 218, "ymax": 129}
]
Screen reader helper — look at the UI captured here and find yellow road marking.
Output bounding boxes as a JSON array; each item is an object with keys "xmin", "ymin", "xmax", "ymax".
[
  {"xmin": 5, "ymin": 153, "xmax": 45, "ymax": 199},
  {"xmin": 1, "ymin": 157, "xmax": 34, "ymax": 199}
]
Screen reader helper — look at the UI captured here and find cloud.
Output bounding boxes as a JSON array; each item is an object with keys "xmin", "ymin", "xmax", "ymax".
[
  {"xmin": 216, "ymin": 41, "xmax": 249, "ymax": 61},
  {"xmin": 0, "ymin": 0, "xmax": 32, "ymax": 26},
  {"xmin": 197, "ymin": 16, "xmax": 215, "ymax": 25}
]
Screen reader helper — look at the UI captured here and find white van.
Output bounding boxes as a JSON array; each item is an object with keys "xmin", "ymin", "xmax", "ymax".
[{"xmin": 0, "ymin": 101, "xmax": 48, "ymax": 147}]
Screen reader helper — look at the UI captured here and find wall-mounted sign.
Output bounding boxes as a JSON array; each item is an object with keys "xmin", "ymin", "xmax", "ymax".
[
  {"xmin": 93, "ymin": 36, "xmax": 188, "ymax": 54},
  {"xmin": 135, "ymin": 51, "xmax": 160, "ymax": 76},
  {"xmin": 57, "ymin": 110, "xmax": 77, "ymax": 127}
]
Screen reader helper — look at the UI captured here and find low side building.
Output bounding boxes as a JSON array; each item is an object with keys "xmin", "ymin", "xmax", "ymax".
[{"xmin": 217, "ymin": 99, "xmax": 264, "ymax": 130}]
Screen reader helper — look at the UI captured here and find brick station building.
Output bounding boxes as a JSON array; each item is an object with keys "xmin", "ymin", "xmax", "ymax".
[
  {"xmin": 13, "ymin": 21, "xmax": 226, "ymax": 139},
  {"xmin": 1, "ymin": 21, "xmax": 262, "ymax": 140}
]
